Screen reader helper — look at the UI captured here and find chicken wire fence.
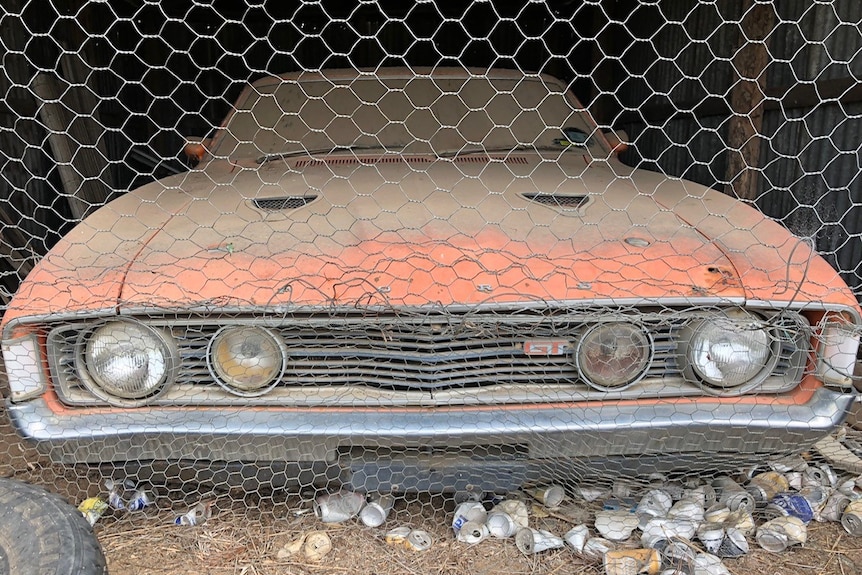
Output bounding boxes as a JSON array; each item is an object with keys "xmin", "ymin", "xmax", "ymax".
[{"xmin": 2, "ymin": 0, "xmax": 862, "ymax": 573}]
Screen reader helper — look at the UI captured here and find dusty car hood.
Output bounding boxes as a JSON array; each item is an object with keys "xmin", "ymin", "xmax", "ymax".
[{"xmin": 8, "ymin": 154, "xmax": 856, "ymax": 321}]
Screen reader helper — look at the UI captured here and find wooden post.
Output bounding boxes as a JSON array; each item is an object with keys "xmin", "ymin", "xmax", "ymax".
[{"xmin": 723, "ymin": 0, "xmax": 776, "ymax": 200}]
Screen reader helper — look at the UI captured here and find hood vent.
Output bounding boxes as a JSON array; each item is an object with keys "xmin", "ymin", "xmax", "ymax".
[
  {"xmin": 294, "ymin": 156, "xmax": 529, "ymax": 168},
  {"xmin": 253, "ymin": 195, "xmax": 318, "ymax": 211},
  {"xmin": 522, "ymin": 193, "xmax": 588, "ymax": 208}
]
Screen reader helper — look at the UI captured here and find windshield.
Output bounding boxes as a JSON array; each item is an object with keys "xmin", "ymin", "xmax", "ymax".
[{"xmin": 212, "ymin": 74, "xmax": 603, "ymax": 159}]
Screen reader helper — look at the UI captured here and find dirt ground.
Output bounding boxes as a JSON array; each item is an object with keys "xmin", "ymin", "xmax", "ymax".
[{"xmin": 1, "ymin": 411, "xmax": 861, "ymax": 575}]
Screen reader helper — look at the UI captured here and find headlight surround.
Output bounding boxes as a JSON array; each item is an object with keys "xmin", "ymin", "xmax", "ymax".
[
  {"xmin": 576, "ymin": 322, "xmax": 653, "ymax": 391},
  {"xmin": 682, "ymin": 310, "xmax": 777, "ymax": 394},
  {"xmin": 78, "ymin": 319, "xmax": 176, "ymax": 405},
  {"xmin": 208, "ymin": 326, "xmax": 286, "ymax": 396},
  {"xmin": 816, "ymin": 313, "xmax": 860, "ymax": 387}
]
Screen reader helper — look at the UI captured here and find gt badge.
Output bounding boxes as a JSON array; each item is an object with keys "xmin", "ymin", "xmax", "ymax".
[{"xmin": 523, "ymin": 340, "xmax": 571, "ymax": 356}]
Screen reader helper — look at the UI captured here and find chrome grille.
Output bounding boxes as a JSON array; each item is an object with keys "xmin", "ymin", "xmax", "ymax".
[{"xmin": 47, "ymin": 308, "xmax": 807, "ymax": 406}]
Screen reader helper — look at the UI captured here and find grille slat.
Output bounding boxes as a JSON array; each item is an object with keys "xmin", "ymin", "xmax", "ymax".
[{"xmin": 48, "ymin": 308, "xmax": 808, "ymax": 406}]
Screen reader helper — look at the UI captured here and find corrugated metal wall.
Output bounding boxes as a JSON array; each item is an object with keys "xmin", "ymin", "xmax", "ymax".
[{"xmin": 618, "ymin": 1, "xmax": 862, "ymax": 296}]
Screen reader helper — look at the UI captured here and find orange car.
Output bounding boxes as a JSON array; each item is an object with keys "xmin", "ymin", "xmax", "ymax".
[{"xmin": 2, "ymin": 68, "xmax": 859, "ymax": 491}]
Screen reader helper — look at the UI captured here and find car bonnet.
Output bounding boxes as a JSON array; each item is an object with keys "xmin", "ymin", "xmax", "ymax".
[{"xmin": 115, "ymin": 154, "xmax": 751, "ymax": 310}]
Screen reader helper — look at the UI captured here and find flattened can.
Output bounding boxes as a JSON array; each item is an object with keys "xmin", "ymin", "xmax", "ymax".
[
  {"xmin": 359, "ymin": 495, "xmax": 394, "ymax": 527},
  {"xmin": 452, "ymin": 501, "xmax": 486, "ymax": 534},
  {"xmin": 126, "ymin": 489, "xmax": 152, "ymax": 512},
  {"xmin": 821, "ymin": 491, "xmax": 851, "ymax": 523},
  {"xmin": 637, "ymin": 489, "xmax": 673, "ymax": 520},
  {"xmin": 841, "ymin": 500, "xmax": 862, "ymax": 536},
  {"xmin": 385, "ymin": 527, "xmax": 432, "ymax": 551},
  {"xmin": 661, "ymin": 539, "xmax": 697, "ymax": 567},
  {"xmin": 603, "ymin": 549, "xmax": 661, "ymax": 575},
  {"xmin": 563, "ymin": 524, "xmax": 589, "ymax": 553},
  {"xmin": 314, "ymin": 491, "xmax": 366, "ymax": 523},
  {"xmin": 724, "ymin": 509, "xmax": 755, "ymax": 536},
  {"xmin": 712, "ymin": 476, "xmax": 754, "ymax": 513},
  {"xmin": 456, "ymin": 520, "xmax": 488, "ymax": 544},
  {"xmin": 746, "ymin": 472, "xmax": 789, "ymax": 503},
  {"xmin": 385, "ymin": 526, "xmax": 412, "ymax": 546},
  {"xmin": 767, "ymin": 493, "xmax": 814, "ymax": 524},
  {"xmin": 527, "ymin": 484, "xmax": 565, "ymax": 508},
  {"xmin": 800, "ymin": 486, "xmax": 829, "ymax": 521},
  {"xmin": 756, "ymin": 516, "xmax": 807, "ymax": 552},
  {"xmin": 515, "ymin": 528, "xmax": 565, "ymax": 555},
  {"xmin": 78, "ymin": 497, "xmax": 108, "ymax": 526},
  {"xmin": 406, "ymin": 529, "xmax": 433, "ymax": 551},
  {"xmin": 582, "ymin": 536, "xmax": 615, "ymax": 559},
  {"xmin": 716, "ymin": 527, "xmax": 749, "ymax": 558}
]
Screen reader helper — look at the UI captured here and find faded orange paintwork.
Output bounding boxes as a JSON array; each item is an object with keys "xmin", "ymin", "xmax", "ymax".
[{"xmin": 5, "ymin": 156, "xmax": 856, "ymax": 326}]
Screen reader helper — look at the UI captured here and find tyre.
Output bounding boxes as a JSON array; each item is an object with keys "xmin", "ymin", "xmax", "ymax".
[{"xmin": 0, "ymin": 478, "xmax": 107, "ymax": 575}]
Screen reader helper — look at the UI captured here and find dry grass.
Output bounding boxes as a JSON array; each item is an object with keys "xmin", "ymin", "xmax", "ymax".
[
  {"xmin": 87, "ymin": 494, "xmax": 862, "ymax": 575},
  {"xmin": 96, "ymin": 499, "xmax": 603, "ymax": 575}
]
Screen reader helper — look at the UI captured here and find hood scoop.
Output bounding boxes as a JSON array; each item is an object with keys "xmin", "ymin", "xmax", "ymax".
[
  {"xmin": 253, "ymin": 195, "xmax": 318, "ymax": 211},
  {"xmin": 294, "ymin": 155, "xmax": 529, "ymax": 168},
  {"xmin": 522, "ymin": 193, "xmax": 588, "ymax": 208}
]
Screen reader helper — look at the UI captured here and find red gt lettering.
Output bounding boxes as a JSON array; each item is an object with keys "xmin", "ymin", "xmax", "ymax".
[{"xmin": 523, "ymin": 340, "xmax": 571, "ymax": 356}]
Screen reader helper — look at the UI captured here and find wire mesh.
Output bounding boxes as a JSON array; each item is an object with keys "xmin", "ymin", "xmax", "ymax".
[{"xmin": 1, "ymin": 1, "xmax": 862, "ymax": 574}]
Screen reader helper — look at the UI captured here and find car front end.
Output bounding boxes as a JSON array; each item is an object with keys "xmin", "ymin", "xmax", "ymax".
[{"xmin": 3, "ymin": 68, "xmax": 859, "ymax": 491}]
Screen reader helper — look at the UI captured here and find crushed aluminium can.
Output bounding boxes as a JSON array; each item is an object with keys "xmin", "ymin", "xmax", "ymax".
[
  {"xmin": 126, "ymin": 489, "xmax": 152, "ymax": 512},
  {"xmin": 515, "ymin": 527, "xmax": 565, "ymax": 555},
  {"xmin": 78, "ymin": 497, "xmax": 109, "ymax": 527},
  {"xmin": 841, "ymin": 500, "xmax": 862, "ymax": 536},
  {"xmin": 746, "ymin": 471, "xmax": 789, "ymax": 503},
  {"xmin": 766, "ymin": 493, "xmax": 815, "ymax": 524},
  {"xmin": 452, "ymin": 501, "xmax": 487, "ymax": 534},
  {"xmin": 175, "ymin": 500, "xmax": 213, "ymax": 526},
  {"xmin": 385, "ymin": 526, "xmax": 432, "ymax": 551},
  {"xmin": 314, "ymin": 491, "xmax": 366, "ymax": 523},
  {"xmin": 526, "ymin": 484, "xmax": 565, "ymax": 508},
  {"xmin": 756, "ymin": 516, "xmax": 807, "ymax": 552}
]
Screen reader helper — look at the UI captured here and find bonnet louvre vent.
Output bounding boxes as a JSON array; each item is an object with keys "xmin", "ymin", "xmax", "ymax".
[
  {"xmin": 294, "ymin": 156, "xmax": 528, "ymax": 168},
  {"xmin": 253, "ymin": 196, "xmax": 318, "ymax": 211},
  {"xmin": 522, "ymin": 193, "xmax": 588, "ymax": 208}
]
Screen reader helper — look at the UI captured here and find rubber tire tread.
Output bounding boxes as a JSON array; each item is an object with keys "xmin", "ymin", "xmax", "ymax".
[{"xmin": 0, "ymin": 478, "xmax": 107, "ymax": 575}]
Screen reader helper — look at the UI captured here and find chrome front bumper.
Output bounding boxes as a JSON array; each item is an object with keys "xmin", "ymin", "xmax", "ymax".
[{"xmin": 9, "ymin": 385, "xmax": 854, "ymax": 483}]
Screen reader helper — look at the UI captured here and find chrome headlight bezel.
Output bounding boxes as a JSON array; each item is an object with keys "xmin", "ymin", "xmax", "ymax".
[
  {"xmin": 575, "ymin": 322, "xmax": 654, "ymax": 391},
  {"xmin": 207, "ymin": 325, "xmax": 287, "ymax": 397},
  {"xmin": 680, "ymin": 309, "xmax": 780, "ymax": 396},
  {"xmin": 75, "ymin": 319, "xmax": 178, "ymax": 407},
  {"xmin": 816, "ymin": 312, "xmax": 861, "ymax": 388}
]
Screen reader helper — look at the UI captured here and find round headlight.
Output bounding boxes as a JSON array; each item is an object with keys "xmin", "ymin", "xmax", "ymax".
[
  {"xmin": 684, "ymin": 311, "xmax": 775, "ymax": 392},
  {"xmin": 82, "ymin": 320, "xmax": 175, "ymax": 402},
  {"xmin": 576, "ymin": 323, "xmax": 653, "ymax": 391},
  {"xmin": 208, "ymin": 326, "xmax": 286, "ymax": 396}
]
